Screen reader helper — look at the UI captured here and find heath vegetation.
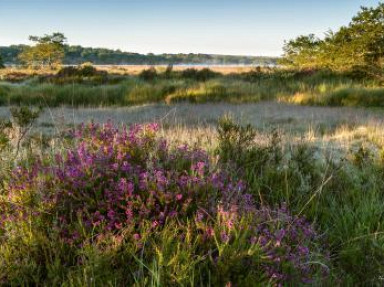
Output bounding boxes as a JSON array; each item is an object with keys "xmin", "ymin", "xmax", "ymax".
[
  {"xmin": 1, "ymin": 2, "xmax": 384, "ymax": 286},
  {"xmin": 0, "ymin": 106, "xmax": 384, "ymax": 285}
]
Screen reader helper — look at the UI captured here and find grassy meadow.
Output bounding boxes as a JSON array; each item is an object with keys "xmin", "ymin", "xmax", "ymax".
[
  {"xmin": 1, "ymin": 66, "xmax": 384, "ymax": 108},
  {"xmin": 1, "ymin": 66, "xmax": 384, "ymax": 286}
]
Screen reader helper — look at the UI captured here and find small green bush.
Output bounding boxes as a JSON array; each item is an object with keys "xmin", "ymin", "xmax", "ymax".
[
  {"xmin": 180, "ymin": 68, "xmax": 219, "ymax": 81},
  {"xmin": 138, "ymin": 67, "xmax": 158, "ymax": 81}
]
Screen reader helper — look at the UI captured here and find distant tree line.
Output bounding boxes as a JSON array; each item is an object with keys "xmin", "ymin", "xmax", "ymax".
[
  {"xmin": 0, "ymin": 41, "xmax": 278, "ymax": 66},
  {"xmin": 63, "ymin": 47, "xmax": 277, "ymax": 65},
  {"xmin": 281, "ymin": 2, "xmax": 384, "ymax": 78}
]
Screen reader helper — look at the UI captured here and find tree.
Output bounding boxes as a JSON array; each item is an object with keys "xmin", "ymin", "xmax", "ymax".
[
  {"xmin": 282, "ymin": 2, "xmax": 384, "ymax": 75},
  {"xmin": 19, "ymin": 32, "xmax": 67, "ymax": 68},
  {"xmin": 280, "ymin": 34, "xmax": 322, "ymax": 68}
]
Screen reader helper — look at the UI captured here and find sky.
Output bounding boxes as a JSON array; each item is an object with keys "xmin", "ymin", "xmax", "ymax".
[{"xmin": 0, "ymin": 0, "xmax": 380, "ymax": 56}]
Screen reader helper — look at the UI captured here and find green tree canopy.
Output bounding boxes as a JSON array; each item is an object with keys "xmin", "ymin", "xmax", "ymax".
[
  {"xmin": 19, "ymin": 32, "xmax": 67, "ymax": 68},
  {"xmin": 280, "ymin": 34, "xmax": 322, "ymax": 68},
  {"xmin": 282, "ymin": 2, "xmax": 384, "ymax": 75}
]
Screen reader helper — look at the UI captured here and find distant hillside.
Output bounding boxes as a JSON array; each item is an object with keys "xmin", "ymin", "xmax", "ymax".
[{"xmin": 0, "ymin": 45, "xmax": 278, "ymax": 66}]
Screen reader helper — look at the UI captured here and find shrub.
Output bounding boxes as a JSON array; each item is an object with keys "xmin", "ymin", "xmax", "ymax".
[
  {"xmin": 57, "ymin": 65, "xmax": 100, "ymax": 77},
  {"xmin": 180, "ymin": 68, "xmax": 218, "ymax": 81},
  {"xmin": 0, "ymin": 121, "xmax": 328, "ymax": 285},
  {"xmin": 215, "ymin": 117, "xmax": 384, "ymax": 284},
  {"xmin": 138, "ymin": 67, "xmax": 158, "ymax": 81},
  {"xmin": 3, "ymin": 122, "xmax": 249, "ymax": 243},
  {"xmin": 38, "ymin": 64, "xmax": 111, "ymax": 85},
  {"xmin": 2, "ymin": 72, "xmax": 34, "ymax": 83},
  {"xmin": 56, "ymin": 66, "xmax": 78, "ymax": 77},
  {"xmin": 164, "ymin": 64, "xmax": 174, "ymax": 79}
]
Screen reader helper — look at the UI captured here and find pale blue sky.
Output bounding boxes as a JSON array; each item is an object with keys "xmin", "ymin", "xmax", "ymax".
[{"xmin": 0, "ymin": 0, "xmax": 379, "ymax": 56}]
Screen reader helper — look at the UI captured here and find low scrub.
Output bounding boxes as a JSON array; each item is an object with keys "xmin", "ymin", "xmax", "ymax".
[
  {"xmin": 0, "ymin": 121, "xmax": 329, "ymax": 286},
  {"xmin": 216, "ymin": 118, "xmax": 384, "ymax": 285},
  {"xmin": 0, "ymin": 69, "xmax": 382, "ymax": 107},
  {"xmin": 39, "ymin": 65, "xmax": 127, "ymax": 85},
  {"xmin": 287, "ymin": 87, "xmax": 384, "ymax": 107},
  {"xmin": 1, "ymin": 111, "xmax": 384, "ymax": 284}
]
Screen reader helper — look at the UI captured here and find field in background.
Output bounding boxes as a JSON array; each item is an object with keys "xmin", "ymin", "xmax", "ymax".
[
  {"xmin": 0, "ymin": 65, "xmax": 260, "ymax": 77},
  {"xmin": 2, "ymin": 66, "xmax": 384, "ymax": 108},
  {"xmin": 96, "ymin": 64, "xmax": 260, "ymax": 75},
  {"xmin": 7, "ymin": 101, "xmax": 384, "ymax": 155}
]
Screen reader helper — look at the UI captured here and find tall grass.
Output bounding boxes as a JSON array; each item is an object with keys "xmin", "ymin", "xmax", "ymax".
[
  {"xmin": 0, "ymin": 69, "xmax": 380, "ymax": 107},
  {"xmin": 216, "ymin": 117, "xmax": 384, "ymax": 285},
  {"xmin": 289, "ymin": 86, "xmax": 384, "ymax": 107}
]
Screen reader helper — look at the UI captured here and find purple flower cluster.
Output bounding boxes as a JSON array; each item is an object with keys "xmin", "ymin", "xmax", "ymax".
[
  {"xmin": 5, "ymin": 122, "xmax": 248, "ymax": 241},
  {"xmin": 253, "ymin": 205, "xmax": 328, "ymax": 283},
  {"xmin": 208, "ymin": 204, "xmax": 328, "ymax": 284},
  {"xmin": 2, "ymin": 121, "xmax": 328, "ymax": 284}
]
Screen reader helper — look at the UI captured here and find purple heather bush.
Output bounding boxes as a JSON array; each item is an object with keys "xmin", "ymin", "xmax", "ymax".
[
  {"xmin": 1, "ymin": 121, "xmax": 329, "ymax": 285},
  {"xmin": 199, "ymin": 204, "xmax": 329, "ymax": 285}
]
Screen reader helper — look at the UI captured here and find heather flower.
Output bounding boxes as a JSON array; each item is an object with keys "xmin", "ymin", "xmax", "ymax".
[
  {"xmin": 220, "ymin": 232, "xmax": 230, "ymax": 243},
  {"xmin": 2, "ymin": 121, "xmax": 329, "ymax": 286},
  {"xmin": 133, "ymin": 233, "xmax": 141, "ymax": 241},
  {"xmin": 206, "ymin": 227, "xmax": 215, "ymax": 238}
]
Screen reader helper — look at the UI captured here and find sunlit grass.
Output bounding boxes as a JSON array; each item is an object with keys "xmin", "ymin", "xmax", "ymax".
[{"xmin": 0, "ymin": 68, "xmax": 380, "ymax": 107}]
